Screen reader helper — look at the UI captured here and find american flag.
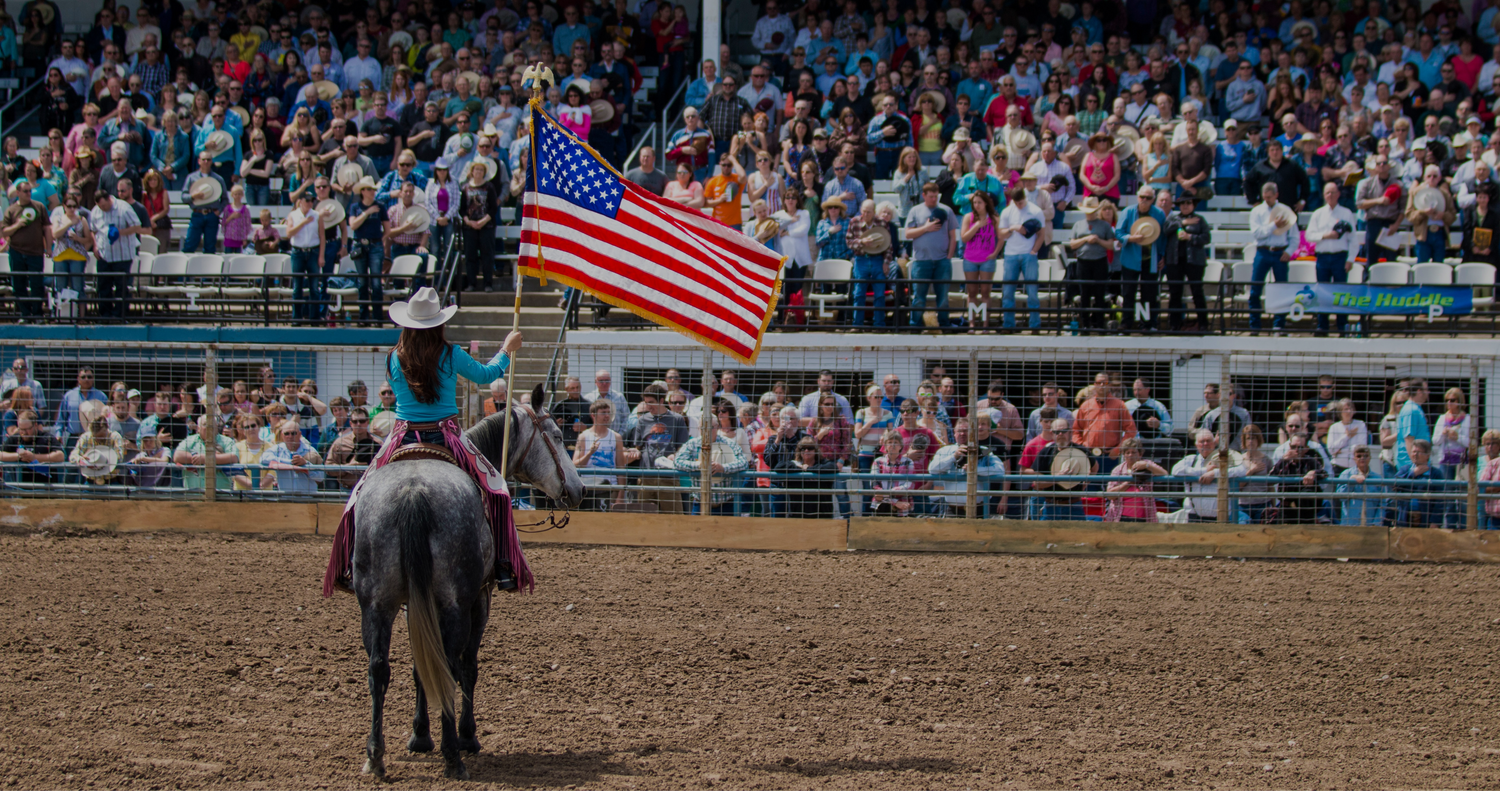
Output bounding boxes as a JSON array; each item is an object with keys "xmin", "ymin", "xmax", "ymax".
[{"xmin": 518, "ymin": 105, "xmax": 785, "ymax": 364}]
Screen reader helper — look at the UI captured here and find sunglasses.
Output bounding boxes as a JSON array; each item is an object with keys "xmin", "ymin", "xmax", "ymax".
[{"xmin": 350, "ymin": 418, "xmax": 369, "ymax": 424}]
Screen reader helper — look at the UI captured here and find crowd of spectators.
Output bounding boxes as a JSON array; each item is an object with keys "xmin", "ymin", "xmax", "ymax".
[
  {"xmin": 1, "ymin": 0, "xmax": 678, "ymax": 320},
  {"xmin": 0, "ymin": 356, "xmax": 1493, "ymax": 525},
  {"xmin": 616, "ymin": 0, "xmax": 1500, "ymax": 333},
  {"xmin": 511, "ymin": 364, "xmax": 1495, "ymax": 526}
]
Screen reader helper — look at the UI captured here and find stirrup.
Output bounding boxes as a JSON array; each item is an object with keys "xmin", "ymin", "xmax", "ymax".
[{"xmin": 495, "ymin": 562, "xmax": 517, "ymax": 592}]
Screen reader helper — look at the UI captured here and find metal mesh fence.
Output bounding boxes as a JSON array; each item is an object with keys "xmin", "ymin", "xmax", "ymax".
[{"xmin": 1, "ymin": 338, "xmax": 1495, "ymax": 530}]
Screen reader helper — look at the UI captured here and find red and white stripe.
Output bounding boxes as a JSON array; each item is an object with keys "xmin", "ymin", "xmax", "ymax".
[{"xmin": 520, "ymin": 180, "xmax": 785, "ymax": 363}]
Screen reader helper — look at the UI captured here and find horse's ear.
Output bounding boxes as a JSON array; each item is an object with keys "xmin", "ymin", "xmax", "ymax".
[{"xmin": 531, "ymin": 383, "xmax": 547, "ymax": 411}]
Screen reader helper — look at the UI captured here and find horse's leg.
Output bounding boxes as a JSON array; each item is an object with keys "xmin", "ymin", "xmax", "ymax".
[
  {"xmin": 361, "ymin": 605, "xmax": 395, "ymax": 780},
  {"xmin": 457, "ymin": 591, "xmax": 489, "ymax": 754},
  {"xmin": 437, "ymin": 604, "xmax": 472, "ymax": 780},
  {"xmin": 407, "ymin": 665, "xmax": 434, "ymax": 753}
]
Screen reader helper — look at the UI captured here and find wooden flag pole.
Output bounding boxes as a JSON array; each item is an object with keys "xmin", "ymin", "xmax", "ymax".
[{"xmin": 500, "ymin": 63, "xmax": 553, "ymax": 485}]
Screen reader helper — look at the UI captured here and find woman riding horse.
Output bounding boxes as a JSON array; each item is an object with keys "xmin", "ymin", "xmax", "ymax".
[{"xmin": 323, "ymin": 287, "xmax": 525, "ymax": 596}]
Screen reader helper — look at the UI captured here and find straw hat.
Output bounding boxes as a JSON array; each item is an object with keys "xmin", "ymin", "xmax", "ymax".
[
  {"xmin": 202, "ymin": 130, "xmax": 234, "ymax": 157},
  {"xmin": 919, "ymin": 90, "xmax": 946, "ymax": 114},
  {"xmin": 387, "ymin": 30, "xmax": 413, "ymax": 50},
  {"xmin": 229, "ymin": 105, "xmax": 250, "ymax": 126},
  {"xmin": 820, "ymin": 197, "xmax": 847, "ymax": 212},
  {"xmin": 458, "ymin": 71, "xmax": 482, "ymax": 91},
  {"xmin": 188, "ymin": 176, "xmax": 223, "ymax": 206},
  {"xmin": 389, "ymin": 286, "xmax": 457, "ymax": 328},
  {"xmin": 1130, "ymin": 216, "xmax": 1161, "ymax": 245},
  {"xmin": 312, "ymin": 79, "xmax": 340, "ymax": 100},
  {"xmin": 1049, "ymin": 446, "xmax": 1091, "ymax": 489},
  {"xmin": 589, "ymin": 98, "xmax": 615, "ymax": 124},
  {"xmin": 316, "ymin": 198, "xmax": 346, "ymax": 227},
  {"xmin": 1080, "ymin": 196, "xmax": 1106, "ymax": 216},
  {"xmin": 354, "ymin": 176, "xmax": 379, "ymax": 193}
]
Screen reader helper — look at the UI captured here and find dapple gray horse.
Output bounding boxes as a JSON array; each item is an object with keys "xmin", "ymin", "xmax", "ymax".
[{"xmin": 353, "ymin": 384, "xmax": 584, "ymax": 781}]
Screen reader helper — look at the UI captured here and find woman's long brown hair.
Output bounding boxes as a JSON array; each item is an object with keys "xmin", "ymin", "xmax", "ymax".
[{"xmin": 396, "ymin": 326, "xmax": 451, "ymax": 404}]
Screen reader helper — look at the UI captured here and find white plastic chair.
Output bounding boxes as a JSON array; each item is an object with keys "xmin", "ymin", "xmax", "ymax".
[
  {"xmin": 141, "ymin": 253, "xmax": 188, "ymax": 296},
  {"xmin": 221, "ymin": 255, "xmax": 268, "ymax": 301},
  {"xmin": 1366, "ymin": 262, "xmax": 1411, "ymax": 285},
  {"xmin": 1456, "ymin": 263, "xmax": 1496, "ymax": 309},
  {"xmin": 389, "ymin": 254, "xmax": 429, "ymax": 278},
  {"xmin": 1412, "ymin": 262, "xmax": 1454, "ymax": 285},
  {"xmin": 137, "ymin": 234, "xmax": 160, "ymax": 255},
  {"xmin": 1288, "ymin": 261, "xmax": 1317, "ymax": 283},
  {"xmin": 805, "ymin": 259, "xmax": 853, "ymax": 320}
]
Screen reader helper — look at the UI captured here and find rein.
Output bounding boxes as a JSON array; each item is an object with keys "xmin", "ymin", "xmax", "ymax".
[{"xmin": 503, "ymin": 404, "xmax": 571, "ymax": 533}]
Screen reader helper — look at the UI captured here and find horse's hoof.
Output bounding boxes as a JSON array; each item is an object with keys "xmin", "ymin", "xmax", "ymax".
[
  {"xmin": 459, "ymin": 736, "xmax": 482, "ymax": 754},
  {"xmin": 407, "ymin": 734, "xmax": 435, "ymax": 753},
  {"xmin": 362, "ymin": 758, "xmax": 387, "ymax": 780},
  {"xmin": 444, "ymin": 761, "xmax": 469, "ymax": 781}
]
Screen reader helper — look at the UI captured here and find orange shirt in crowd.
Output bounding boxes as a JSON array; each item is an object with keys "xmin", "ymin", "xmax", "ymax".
[
  {"xmin": 1071, "ymin": 396, "xmax": 1137, "ymax": 457},
  {"xmin": 703, "ymin": 172, "xmax": 743, "ymax": 227}
]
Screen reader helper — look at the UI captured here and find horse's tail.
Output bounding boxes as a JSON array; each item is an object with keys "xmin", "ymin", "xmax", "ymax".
[{"xmin": 396, "ymin": 481, "xmax": 459, "ymax": 719}]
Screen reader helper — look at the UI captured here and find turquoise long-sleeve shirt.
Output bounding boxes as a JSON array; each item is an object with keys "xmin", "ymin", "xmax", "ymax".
[{"xmin": 387, "ymin": 344, "xmax": 511, "ymax": 422}]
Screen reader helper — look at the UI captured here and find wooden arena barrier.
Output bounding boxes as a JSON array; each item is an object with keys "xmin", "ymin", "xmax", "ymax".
[
  {"xmin": 848, "ymin": 517, "xmax": 1391, "ymax": 560},
  {"xmin": 1389, "ymin": 527, "xmax": 1500, "ymax": 563},
  {"xmin": 0, "ymin": 499, "xmax": 320, "ymax": 534},
  {"xmin": 4, "ymin": 499, "xmax": 1499, "ymax": 564},
  {"xmin": 518, "ymin": 510, "xmax": 848, "ymax": 552}
]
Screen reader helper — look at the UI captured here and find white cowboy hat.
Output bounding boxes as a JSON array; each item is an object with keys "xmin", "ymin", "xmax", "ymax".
[
  {"xmin": 316, "ymin": 198, "xmax": 347, "ymax": 227},
  {"xmin": 229, "ymin": 105, "xmax": 251, "ymax": 126},
  {"xmin": 387, "ymin": 30, "xmax": 414, "ymax": 51},
  {"xmin": 336, "ymin": 162, "xmax": 365, "ymax": 187},
  {"xmin": 1049, "ymin": 447, "xmax": 1091, "ymax": 489},
  {"xmin": 202, "ymin": 130, "xmax": 234, "ymax": 157},
  {"xmin": 464, "ymin": 156, "xmax": 498, "ymax": 184},
  {"xmin": 389, "ymin": 286, "xmax": 457, "ymax": 329},
  {"xmin": 399, "ymin": 203, "xmax": 432, "ymax": 232},
  {"xmin": 77, "ymin": 446, "xmax": 119, "ymax": 479},
  {"xmin": 354, "ymin": 176, "xmax": 379, "ymax": 193},
  {"xmin": 188, "ymin": 176, "xmax": 222, "ymax": 206}
]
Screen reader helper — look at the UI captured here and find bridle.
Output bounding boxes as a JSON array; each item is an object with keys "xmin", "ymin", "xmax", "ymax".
[{"xmin": 504, "ymin": 403, "xmax": 571, "ymax": 532}]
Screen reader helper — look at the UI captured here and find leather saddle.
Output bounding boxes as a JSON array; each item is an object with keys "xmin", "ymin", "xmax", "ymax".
[{"xmin": 388, "ymin": 442, "xmax": 459, "ymax": 466}]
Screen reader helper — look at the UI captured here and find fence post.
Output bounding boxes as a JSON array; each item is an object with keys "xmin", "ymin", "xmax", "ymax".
[
  {"xmin": 700, "ymin": 349, "xmax": 713, "ymax": 514},
  {"xmin": 966, "ymin": 350, "xmax": 978, "ymax": 518},
  {"xmin": 1469, "ymin": 358, "xmax": 1481, "ymax": 531},
  {"xmin": 203, "ymin": 345, "xmax": 218, "ymax": 502},
  {"xmin": 1216, "ymin": 354, "xmax": 1230, "ymax": 523}
]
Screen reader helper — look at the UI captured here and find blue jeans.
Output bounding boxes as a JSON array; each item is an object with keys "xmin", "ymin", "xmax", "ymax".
[
  {"xmin": 1001, "ymin": 253, "xmax": 1040, "ymax": 328},
  {"xmin": 9, "ymin": 252, "xmax": 43, "ymax": 316},
  {"xmin": 245, "ymin": 183, "xmax": 271, "ymax": 206},
  {"xmin": 1248, "ymin": 247, "xmax": 1289, "ymax": 330},
  {"xmin": 1314, "ymin": 251, "xmax": 1348, "ymax": 333},
  {"xmin": 55, "ymin": 257, "xmax": 86, "ymax": 297},
  {"xmin": 353, "ymin": 241, "xmax": 384, "ymax": 320},
  {"xmin": 183, "ymin": 210, "xmax": 220, "ymax": 254},
  {"xmin": 850, "ymin": 255, "xmax": 887, "ymax": 327},
  {"xmin": 1415, "ymin": 232, "xmax": 1445, "ymax": 263},
  {"xmin": 290, "ymin": 247, "xmax": 321, "ymax": 320},
  {"xmin": 908, "ymin": 258, "xmax": 950, "ymax": 327}
]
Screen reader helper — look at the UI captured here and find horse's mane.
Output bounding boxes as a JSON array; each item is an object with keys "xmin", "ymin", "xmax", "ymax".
[{"xmin": 464, "ymin": 409, "xmax": 513, "ymax": 464}]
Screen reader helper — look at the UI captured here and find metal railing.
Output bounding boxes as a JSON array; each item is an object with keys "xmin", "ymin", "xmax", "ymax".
[
  {"xmin": 571, "ymin": 274, "xmax": 1500, "ymax": 337},
  {"xmin": 0, "ymin": 75, "xmax": 47, "ymax": 142}
]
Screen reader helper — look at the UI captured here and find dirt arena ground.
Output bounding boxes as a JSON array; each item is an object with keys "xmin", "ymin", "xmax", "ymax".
[{"xmin": 1, "ymin": 531, "xmax": 1498, "ymax": 790}]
